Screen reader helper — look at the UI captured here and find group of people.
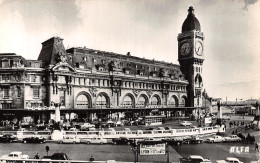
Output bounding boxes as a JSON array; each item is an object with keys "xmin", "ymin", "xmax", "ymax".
[{"xmin": 229, "ymin": 121, "xmax": 245, "ymax": 128}]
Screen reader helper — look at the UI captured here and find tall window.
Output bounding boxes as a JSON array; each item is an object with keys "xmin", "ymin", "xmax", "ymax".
[
  {"xmin": 123, "ymin": 95, "xmax": 133, "ymax": 108},
  {"xmin": 3, "ymin": 87, "xmax": 10, "ymax": 98},
  {"xmin": 96, "ymin": 95, "xmax": 107, "ymax": 108},
  {"xmin": 179, "ymin": 97, "xmax": 186, "ymax": 107},
  {"xmin": 169, "ymin": 96, "xmax": 178, "ymax": 107},
  {"xmin": 31, "ymin": 75, "xmax": 36, "ymax": 82},
  {"xmin": 137, "ymin": 95, "xmax": 146, "ymax": 108},
  {"xmin": 1, "ymin": 59, "xmax": 9, "ymax": 68},
  {"xmin": 59, "ymin": 90, "xmax": 65, "ymax": 106},
  {"xmin": 33, "ymin": 87, "xmax": 40, "ymax": 98},
  {"xmin": 17, "ymin": 87, "xmax": 21, "ymax": 98},
  {"xmin": 2, "ymin": 103, "xmax": 11, "ymax": 109},
  {"xmin": 76, "ymin": 94, "xmax": 89, "ymax": 109},
  {"xmin": 151, "ymin": 96, "xmax": 159, "ymax": 106}
]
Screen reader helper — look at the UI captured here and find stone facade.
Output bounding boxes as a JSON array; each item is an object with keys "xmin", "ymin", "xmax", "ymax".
[{"xmin": 0, "ymin": 7, "xmax": 204, "ymax": 123}]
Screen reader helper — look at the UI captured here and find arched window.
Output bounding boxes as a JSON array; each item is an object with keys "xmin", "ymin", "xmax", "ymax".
[
  {"xmin": 123, "ymin": 95, "xmax": 133, "ymax": 108},
  {"xmin": 137, "ymin": 95, "xmax": 147, "ymax": 108},
  {"xmin": 76, "ymin": 94, "xmax": 89, "ymax": 109},
  {"xmin": 179, "ymin": 97, "xmax": 186, "ymax": 107},
  {"xmin": 96, "ymin": 94, "xmax": 108, "ymax": 108},
  {"xmin": 169, "ymin": 96, "xmax": 178, "ymax": 107},
  {"xmin": 151, "ymin": 96, "xmax": 159, "ymax": 106}
]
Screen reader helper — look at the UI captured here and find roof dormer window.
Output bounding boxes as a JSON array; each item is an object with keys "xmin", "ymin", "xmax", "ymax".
[{"xmin": 1, "ymin": 58, "xmax": 9, "ymax": 68}]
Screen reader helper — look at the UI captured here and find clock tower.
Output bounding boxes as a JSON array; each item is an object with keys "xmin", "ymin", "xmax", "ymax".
[{"xmin": 178, "ymin": 6, "xmax": 204, "ymax": 107}]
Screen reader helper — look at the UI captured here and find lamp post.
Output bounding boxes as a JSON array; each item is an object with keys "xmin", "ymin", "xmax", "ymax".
[
  {"xmin": 100, "ymin": 94, "xmax": 103, "ymax": 130},
  {"xmin": 256, "ymin": 101, "xmax": 259, "ymax": 116},
  {"xmin": 131, "ymin": 145, "xmax": 138, "ymax": 163}
]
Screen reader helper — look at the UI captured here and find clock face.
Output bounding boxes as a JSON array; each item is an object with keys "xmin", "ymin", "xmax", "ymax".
[
  {"xmin": 180, "ymin": 42, "xmax": 191, "ymax": 55},
  {"xmin": 195, "ymin": 41, "xmax": 203, "ymax": 55}
]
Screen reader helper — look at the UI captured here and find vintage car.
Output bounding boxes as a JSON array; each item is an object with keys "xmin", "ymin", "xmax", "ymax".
[
  {"xmin": 216, "ymin": 157, "xmax": 243, "ymax": 163},
  {"xmin": 80, "ymin": 123, "xmax": 95, "ymax": 130},
  {"xmin": 182, "ymin": 136, "xmax": 203, "ymax": 144},
  {"xmin": 180, "ymin": 121, "xmax": 192, "ymax": 126},
  {"xmin": 23, "ymin": 137, "xmax": 46, "ymax": 143},
  {"xmin": 42, "ymin": 153, "xmax": 70, "ymax": 160},
  {"xmin": 189, "ymin": 136, "xmax": 203, "ymax": 144},
  {"xmin": 0, "ymin": 151, "xmax": 29, "ymax": 159},
  {"xmin": 180, "ymin": 155, "xmax": 212, "ymax": 163},
  {"xmin": 112, "ymin": 137, "xmax": 135, "ymax": 145},
  {"xmin": 58, "ymin": 136, "xmax": 81, "ymax": 144},
  {"xmin": 0, "ymin": 134, "xmax": 17, "ymax": 143},
  {"xmin": 85, "ymin": 137, "xmax": 107, "ymax": 144},
  {"xmin": 163, "ymin": 137, "xmax": 183, "ymax": 146},
  {"xmin": 205, "ymin": 135, "xmax": 225, "ymax": 143},
  {"xmin": 224, "ymin": 135, "xmax": 242, "ymax": 142}
]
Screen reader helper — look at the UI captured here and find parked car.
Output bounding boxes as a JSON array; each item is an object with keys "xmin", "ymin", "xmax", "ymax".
[
  {"xmin": 179, "ymin": 155, "xmax": 211, "ymax": 163},
  {"xmin": 189, "ymin": 136, "xmax": 203, "ymax": 144},
  {"xmin": 0, "ymin": 134, "xmax": 17, "ymax": 143},
  {"xmin": 163, "ymin": 137, "xmax": 183, "ymax": 146},
  {"xmin": 145, "ymin": 127, "xmax": 154, "ymax": 130},
  {"xmin": 205, "ymin": 135, "xmax": 225, "ymax": 143},
  {"xmin": 112, "ymin": 137, "xmax": 135, "ymax": 145},
  {"xmin": 216, "ymin": 157, "xmax": 243, "ymax": 163},
  {"xmin": 80, "ymin": 123, "xmax": 95, "ymax": 130},
  {"xmin": 42, "ymin": 153, "xmax": 70, "ymax": 160},
  {"xmin": 180, "ymin": 121, "xmax": 192, "ymax": 126},
  {"xmin": 165, "ymin": 126, "xmax": 172, "ymax": 130},
  {"xmin": 224, "ymin": 135, "xmax": 242, "ymax": 142},
  {"xmin": 102, "ymin": 121, "xmax": 116, "ymax": 128},
  {"xmin": 68, "ymin": 127, "xmax": 79, "ymax": 131},
  {"xmin": 0, "ymin": 151, "xmax": 29, "ymax": 159},
  {"xmin": 123, "ymin": 128, "xmax": 131, "ymax": 131},
  {"xmin": 85, "ymin": 137, "xmax": 107, "ymax": 144},
  {"xmin": 157, "ymin": 127, "xmax": 165, "ymax": 130},
  {"xmin": 58, "ymin": 136, "xmax": 81, "ymax": 144},
  {"xmin": 23, "ymin": 137, "xmax": 46, "ymax": 143}
]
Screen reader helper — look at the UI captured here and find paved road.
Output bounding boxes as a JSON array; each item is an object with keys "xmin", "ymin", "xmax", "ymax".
[{"xmin": 0, "ymin": 141, "xmax": 258, "ymax": 162}]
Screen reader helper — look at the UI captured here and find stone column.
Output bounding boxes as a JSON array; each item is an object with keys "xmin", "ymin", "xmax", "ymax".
[{"xmin": 55, "ymin": 104, "xmax": 61, "ymax": 122}]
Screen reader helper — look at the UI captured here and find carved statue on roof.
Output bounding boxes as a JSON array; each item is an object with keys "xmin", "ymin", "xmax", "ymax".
[{"xmin": 56, "ymin": 51, "xmax": 67, "ymax": 63}]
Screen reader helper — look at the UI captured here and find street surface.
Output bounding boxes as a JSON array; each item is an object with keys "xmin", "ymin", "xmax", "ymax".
[{"xmin": 0, "ymin": 138, "xmax": 259, "ymax": 162}]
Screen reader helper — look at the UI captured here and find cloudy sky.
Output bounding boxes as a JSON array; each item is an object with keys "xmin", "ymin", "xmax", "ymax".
[{"xmin": 0, "ymin": 0, "xmax": 259, "ymax": 101}]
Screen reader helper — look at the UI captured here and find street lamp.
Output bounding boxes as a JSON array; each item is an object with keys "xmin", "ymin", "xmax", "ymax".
[
  {"xmin": 131, "ymin": 145, "xmax": 138, "ymax": 163},
  {"xmin": 100, "ymin": 94, "xmax": 104, "ymax": 130}
]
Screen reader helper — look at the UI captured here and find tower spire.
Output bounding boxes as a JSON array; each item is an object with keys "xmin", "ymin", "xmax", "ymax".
[{"xmin": 188, "ymin": 6, "xmax": 194, "ymax": 15}]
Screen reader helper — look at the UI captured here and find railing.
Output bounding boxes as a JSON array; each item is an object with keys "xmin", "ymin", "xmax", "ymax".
[
  {"xmin": 0, "ymin": 158, "xmax": 116, "ymax": 163},
  {"xmin": 1, "ymin": 126, "xmax": 221, "ymax": 140}
]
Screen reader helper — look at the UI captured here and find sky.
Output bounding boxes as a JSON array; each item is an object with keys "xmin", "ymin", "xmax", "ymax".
[{"xmin": 0, "ymin": 0, "xmax": 259, "ymax": 101}]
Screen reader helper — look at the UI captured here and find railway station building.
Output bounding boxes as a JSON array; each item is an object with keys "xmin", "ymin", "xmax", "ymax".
[{"xmin": 0, "ymin": 7, "xmax": 205, "ymax": 125}]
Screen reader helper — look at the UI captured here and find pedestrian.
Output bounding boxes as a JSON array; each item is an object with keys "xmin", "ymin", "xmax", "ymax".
[
  {"xmin": 34, "ymin": 153, "xmax": 40, "ymax": 159},
  {"xmin": 255, "ymin": 143, "xmax": 259, "ymax": 152},
  {"xmin": 89, "ymin": 156, "xmax": 95, "ymax": 162}
]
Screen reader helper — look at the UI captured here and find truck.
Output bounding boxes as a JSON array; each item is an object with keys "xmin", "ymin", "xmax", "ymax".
[
  {"xmin": 179, "ymin": 155, "xmax": 212, "ymax": 163},
  {"xmin": 42, "ymin": 153, "xmax": 70, "ymax": 160}
]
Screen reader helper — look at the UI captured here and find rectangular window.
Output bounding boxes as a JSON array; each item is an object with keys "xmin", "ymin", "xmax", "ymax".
[
  {"xmin": 31, "ymin": 75, "xmax": 36, "ymax": 82},
  {"xmin": 31, "ymin": 103, "xmax": 41, "ymax": 108},
  {"xmin": 2, "ymin": 60, "xmax": 9, "ymax": 68},
  {"xmin": 59, "ymin": 90, "xmax": 65, "ymax": 106},
  {"xmin": 3, "ymin": 87, "xmax": 10, "ymax": 98},
  {"xmin": 2, "ymin": 103, "xmax": 11, "ymax": 109},
  {"xmin": 17, "ymin": 87, "xmax": 21, "ymax": 98},
  {"xmin": 33, "ymin": 87, "xmax": 40, "ymax": 98}
]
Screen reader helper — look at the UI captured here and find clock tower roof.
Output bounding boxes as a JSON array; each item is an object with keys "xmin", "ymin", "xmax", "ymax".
[{"xmin": 182, "ymin": 6, "xmax": 201, "ymax": 33}]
